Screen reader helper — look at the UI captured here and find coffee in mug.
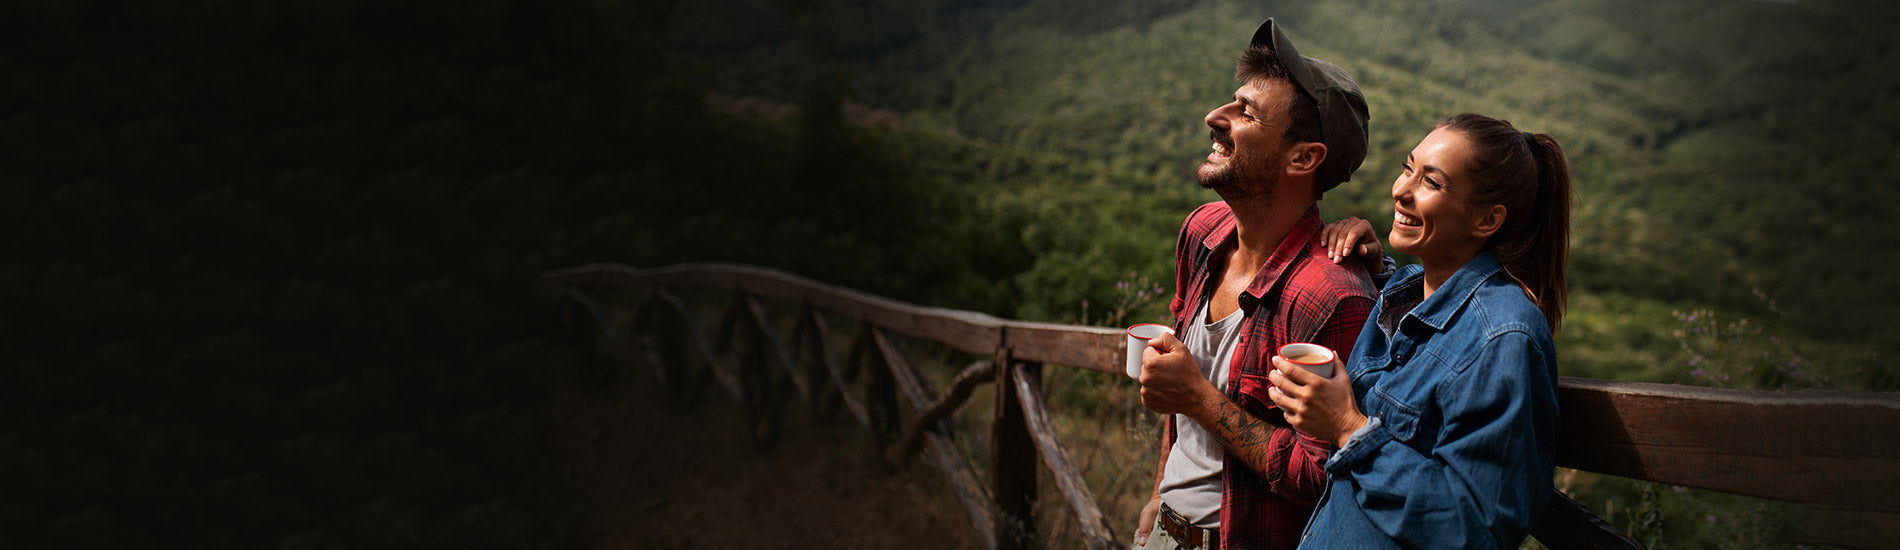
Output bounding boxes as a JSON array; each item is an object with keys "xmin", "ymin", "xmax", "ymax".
[{"xmin": 1276, "ymin": 343, "xmax": 1336, "ymax": 378}]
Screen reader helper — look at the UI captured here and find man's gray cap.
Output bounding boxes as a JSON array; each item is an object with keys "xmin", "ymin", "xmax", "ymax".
[{"xmin": 1251, "ymin": 17, "xmax": 1370, "ymax": 191}]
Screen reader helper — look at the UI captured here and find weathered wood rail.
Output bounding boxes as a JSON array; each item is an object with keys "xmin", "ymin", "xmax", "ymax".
[{"xmin": 545, "ymin": 262, "xmax": 1900, "ymax": 549}]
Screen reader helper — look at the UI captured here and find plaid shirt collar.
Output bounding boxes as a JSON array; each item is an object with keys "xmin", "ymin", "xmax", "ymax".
[{"xmin": 1195, "ymin": 204, "xmax": 1328, "ymax": 313}]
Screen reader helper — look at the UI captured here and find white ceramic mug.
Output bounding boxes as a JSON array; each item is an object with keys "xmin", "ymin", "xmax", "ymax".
[
  {"xmin": 1276, "ymin": 343, "xmax": 1337, "ymax": 378},
  {"xmin": 1125, "ymin": 324, "xmax": 1175, "ymax": 379}
]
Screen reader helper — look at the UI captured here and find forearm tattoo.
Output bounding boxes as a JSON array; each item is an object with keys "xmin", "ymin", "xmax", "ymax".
[{"xmin": 1206, "ymin": 398, "xmax": 1277, "ymax": 476}]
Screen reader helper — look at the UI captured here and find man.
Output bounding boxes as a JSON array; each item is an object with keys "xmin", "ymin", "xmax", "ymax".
[{"xmin": 1133, "ymin": 18, "xmax": 1379, "ymax": 550}]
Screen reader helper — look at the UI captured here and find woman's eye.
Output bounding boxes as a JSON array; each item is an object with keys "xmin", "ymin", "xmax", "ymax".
[
  {"xmin": 1425, "ymin": 177, "xmax": 1442, "ymax": 188},
  {"xmin": 1401, "ymin": 162, "xmax": 1412, "ymax": 173}
]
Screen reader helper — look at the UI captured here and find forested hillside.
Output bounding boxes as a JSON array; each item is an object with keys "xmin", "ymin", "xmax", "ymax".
[{"xmin": 663, "ymin": 0, "xmax": 1900, "ymax": 390}]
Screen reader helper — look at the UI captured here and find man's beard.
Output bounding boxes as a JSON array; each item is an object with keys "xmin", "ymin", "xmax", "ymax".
[
  {"xmin": 1197, "ymin": 156, "xmax": 1252, "ymax": 189},
  {"xmin": 1198, "ymin": 129, "xmax": 1278, "ymax": 196}
]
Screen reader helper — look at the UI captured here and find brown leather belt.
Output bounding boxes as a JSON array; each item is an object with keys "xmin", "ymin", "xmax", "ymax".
[{"xmin": 1160, "ymin": 504, "xmax": 1220, "ymax": 550}]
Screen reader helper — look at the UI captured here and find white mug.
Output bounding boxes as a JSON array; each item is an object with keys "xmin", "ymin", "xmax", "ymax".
[
  {"xmin": 1276, "ymin": 343, "xmax": 1336, "ymax": 379},
  {"xmin": 1125, "ymin": 324, "xmax": 1174, "ymax": 379}
]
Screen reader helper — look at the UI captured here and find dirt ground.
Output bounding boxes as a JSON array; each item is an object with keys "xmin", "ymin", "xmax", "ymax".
[{"xmin": 548, "ymin": 361, "xmax": 978, "ymax": 549}]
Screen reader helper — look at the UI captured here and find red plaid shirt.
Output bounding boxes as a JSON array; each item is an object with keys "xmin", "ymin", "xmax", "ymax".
[{"xmin": 1166, "ymin": 202, "xmax": 1377, "ymax": 550}]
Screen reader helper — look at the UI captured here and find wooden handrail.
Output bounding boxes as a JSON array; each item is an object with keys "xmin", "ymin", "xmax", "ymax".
[
  {"xmin": 545, "ymin": 262, "xmax": 1125, "ymax": 370},
  {"xmin": 1553, "ymin": 377, "xmax": 1900, "ymax": 548},
  {"xmin": 548, "ymin": 262, "xmax": 1900, "ymax": 549}
]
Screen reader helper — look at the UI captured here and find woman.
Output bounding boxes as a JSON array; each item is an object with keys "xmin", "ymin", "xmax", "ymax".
[{"xmin": 1266, "ymin": 113, "xmax": 1573, "ymax": 548}]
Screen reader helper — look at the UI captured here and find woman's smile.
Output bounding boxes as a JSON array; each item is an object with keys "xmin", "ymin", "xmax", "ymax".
[{"xmin": 1393, "ymin": 209, "xmax": 1421, "ymax": 229}]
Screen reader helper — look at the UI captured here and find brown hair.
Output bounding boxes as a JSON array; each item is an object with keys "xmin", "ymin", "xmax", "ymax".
[
  {"xmin": 1236, "ymin": 45, "xmax": 1326, "ymax": 195},
  {"xmin": 1438, "ymin": 113, "xmax": 1574, "ymax": 333}
]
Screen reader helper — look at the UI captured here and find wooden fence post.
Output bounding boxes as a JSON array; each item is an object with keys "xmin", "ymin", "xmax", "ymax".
[
  {"xmin": 1010, "ymin": 362, "xmax": 1119, "ymax": 549},
  {"xmin": 860, "ymin": 324, "xmax": 899, "ymax": 452},
  {"xmin": 993, "ymin": 349, "xmax": 1037, "ymax": 550},
  {"xmin": 791, "ymin": 305, "xmax": 835, "ymax": 419},
  {"xmin": 730, "ymin": 297, "xmax": 782, "ymax": 447},
  {"xmin": 645, "ymin": 295, "xmax": 704, "ymax": 407}
]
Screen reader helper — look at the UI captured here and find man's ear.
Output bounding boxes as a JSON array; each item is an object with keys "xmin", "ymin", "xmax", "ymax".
[
  {"xmin": 1284, "ymin": 142, "xmax": 1327, "ymax": 178},
  {"xmin": 1472, "ymin": 204, "xmax": 1507, "ymax": 239}
]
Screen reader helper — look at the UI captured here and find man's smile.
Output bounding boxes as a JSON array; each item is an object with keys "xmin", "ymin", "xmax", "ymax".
[{"xmin": 1209, "ymin": 129, "xmax": 1235, "ymax": 159}]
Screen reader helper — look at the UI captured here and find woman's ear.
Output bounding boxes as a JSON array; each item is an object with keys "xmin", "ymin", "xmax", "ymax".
[{"xmin": 1472, "ymin": 204, "xmax": 1507, "ymax": 239}]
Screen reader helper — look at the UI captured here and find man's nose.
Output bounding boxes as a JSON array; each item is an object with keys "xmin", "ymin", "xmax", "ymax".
[{"xmin": 1204, "ymin": 103, "xmax": 1230, "ymax": 129}]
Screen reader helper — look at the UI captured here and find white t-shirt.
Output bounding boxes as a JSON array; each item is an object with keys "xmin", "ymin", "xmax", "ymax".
[{"xmin": 1155, "ymin": 293, "xmax": 1245, "ymax": 528}]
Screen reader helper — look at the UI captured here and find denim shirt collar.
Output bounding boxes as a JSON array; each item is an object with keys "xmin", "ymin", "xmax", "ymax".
[{"xmin": 1386, "ymin": 250, "xmax": 1505, "ymax": 333}]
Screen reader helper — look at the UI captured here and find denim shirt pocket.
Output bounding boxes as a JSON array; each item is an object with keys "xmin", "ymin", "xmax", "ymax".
[{"xmin": 1365, "ymin": 386, "xmax": 1422, "ymax": 443}]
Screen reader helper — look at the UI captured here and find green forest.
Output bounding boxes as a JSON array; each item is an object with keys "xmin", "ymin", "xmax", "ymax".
[
  {"xmin": 655, "ymin": 0, "xmax": 1900, "ymax": 390},
  {"xmin": 6, "ymin": 0, "xmax": 1896, "ymax": 547}
]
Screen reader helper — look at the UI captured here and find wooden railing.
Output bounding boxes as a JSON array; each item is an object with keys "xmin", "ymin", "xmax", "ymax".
[{"xmin": 544, "ymin": 262, "xmax": 1900, "ymax": 550}]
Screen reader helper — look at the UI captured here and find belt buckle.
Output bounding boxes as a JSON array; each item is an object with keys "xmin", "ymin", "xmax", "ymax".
[
  {"xmin": 1161, "ymin": 506, "xmax": 1208, "ymax": 549},
  {"xmin": 1162, "ymin": 506, "xmax": 1186, "ymax": 535}
]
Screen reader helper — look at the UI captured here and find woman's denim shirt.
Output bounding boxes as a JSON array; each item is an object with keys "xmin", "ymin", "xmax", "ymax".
[{"xmin": 1298, "ymin": 251, "xmax": 1559, "ymax": 549}]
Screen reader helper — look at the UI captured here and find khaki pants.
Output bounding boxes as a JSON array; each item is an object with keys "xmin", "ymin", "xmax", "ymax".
[{"xmin": 1132, "ymin": 512, "xmax": 1192, "ymax": 550}]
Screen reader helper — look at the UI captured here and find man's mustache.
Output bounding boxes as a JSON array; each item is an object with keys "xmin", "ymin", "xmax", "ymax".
[{"xmin": 1210, "ymin": 129, "xmax": 1234, "ymax": 150}]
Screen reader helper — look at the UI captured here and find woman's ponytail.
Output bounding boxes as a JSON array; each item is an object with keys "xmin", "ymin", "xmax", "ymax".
[{"xmin": 1519, "ymin": 132, "xmax": 1572, "ymax": 333}]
